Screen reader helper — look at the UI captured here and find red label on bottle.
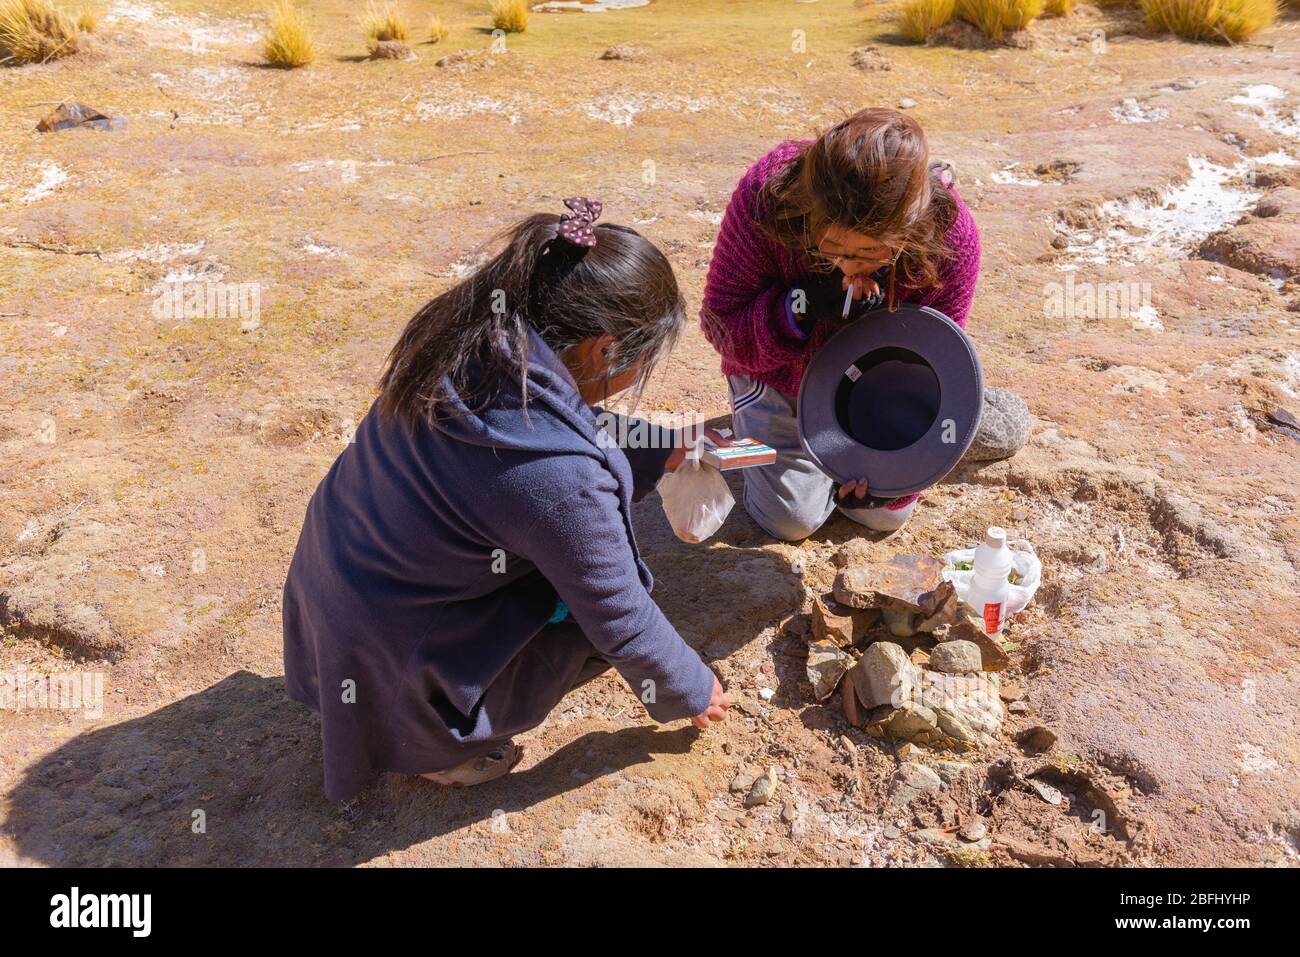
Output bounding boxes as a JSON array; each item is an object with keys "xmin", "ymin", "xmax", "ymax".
[{"xmin": 983, "ymin": 602, "xmax": 1002, "ymax": 634}]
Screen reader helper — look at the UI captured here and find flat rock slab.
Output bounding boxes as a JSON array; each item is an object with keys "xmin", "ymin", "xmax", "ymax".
[{"xmin": 833, "ymin": 554, "xmax": 951, "ymax": 614}]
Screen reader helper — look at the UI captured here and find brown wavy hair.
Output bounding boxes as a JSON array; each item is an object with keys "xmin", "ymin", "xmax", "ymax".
[{"xmin": 754, "ymin": 108, "xmax": 958, "ymax": 309}]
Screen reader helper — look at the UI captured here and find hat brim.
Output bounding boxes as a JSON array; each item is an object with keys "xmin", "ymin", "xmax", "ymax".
[{"xmin": 797, "ymin": 305, "xmax": 983, "ymax": 497}]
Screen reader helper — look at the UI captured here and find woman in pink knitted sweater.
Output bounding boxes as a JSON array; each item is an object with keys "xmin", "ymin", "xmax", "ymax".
[{"xmin": 701, "ymin": 108, "xmax": 981, "ymax": 540}]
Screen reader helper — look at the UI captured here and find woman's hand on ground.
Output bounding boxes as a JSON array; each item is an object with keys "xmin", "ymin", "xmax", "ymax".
[
  {"xmin": 665, "ymin": 427, "xmax": 732, "ymax": 473},
  {"xmin": 836, "ymin": 478, "xmax": 871, "ymax": 501},
  {"xmin": 691, "ymin": 675, "xmax": 730, "ymax": 730}
]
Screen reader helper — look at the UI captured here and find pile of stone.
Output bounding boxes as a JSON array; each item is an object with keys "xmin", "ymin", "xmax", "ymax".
[{"xmin": 804, "ymin": 552, "xmax": 1010, "ymax": 751}]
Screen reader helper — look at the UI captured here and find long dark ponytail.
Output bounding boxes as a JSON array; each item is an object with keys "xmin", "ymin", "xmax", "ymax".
[{"xmin": 377, "ymin": 213, "xmax": 684, "ymax": 425}]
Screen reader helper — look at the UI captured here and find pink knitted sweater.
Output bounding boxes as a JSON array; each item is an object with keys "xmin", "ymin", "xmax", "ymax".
[{"xmin": 701, "ymin": 140, "xmax": 982, "ymax": 399}]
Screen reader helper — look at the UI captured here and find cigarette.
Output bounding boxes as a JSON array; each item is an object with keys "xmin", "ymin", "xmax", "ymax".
[{"xmin": 842, "ymin": 286, "xmax": 854, "ymax": 319}]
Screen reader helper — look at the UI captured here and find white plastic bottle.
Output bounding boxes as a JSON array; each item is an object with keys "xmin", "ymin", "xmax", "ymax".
[{"xmin": 967, "ymin": 526, "xmax": 1013, "ymax": 635}]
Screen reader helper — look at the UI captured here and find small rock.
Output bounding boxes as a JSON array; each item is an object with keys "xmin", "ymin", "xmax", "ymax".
[
  {"xmin": 806, "ymin": 640, "xmax": 854, "ymax": 701},
  {"xmin": 781, "ymin": 801, "xmax": 796, "ymax": 824},
  {"xmin": 599, "ymin": 44, "xmax": 643, "ymax": 60},
  {"xmin": 1008, "ymin": 701, "xmax": 1029, "ymax": 714},
  {"xmin": 889, "ymin": 761, "xmax": 943, "ymax": 808},
  {"xmin": 913, "ymin": 827, "xmax": 957, "ymax": 844},
  {"xmin": 897, "ymin": 97, "xmax": 918, "ymax": 109},
  {"xmin": 811, "ymin": 593, "xmax": 871, "ymax": 647},
  {"xmin": 767, "ymin": 840, "xmax": 787, "ymax": 857},
  {"xmin": 849, "ymin": 45, "xmax": 892, "ymax": 71},
  {"xmin": 914, "ymin": 589, "xmax": 959, "ymax": 632},
  {"xmin": 963, "ymin": 386, "xmax": 1031, "ymax": 462},
  {"xmin": 730, "ymin": 770, "xmax": 756, "ymax": 793},
  {"xmin": 927, "ymin": 18, "xmax": 996, "ymax": 50},
  {"xmin": 36, "ymin": 103, "xmax": 126, "ymax": 133},
  {"xmin": 1028, "ymin": 778, "xmax": 1063, "ymax": 805},
  {"xmin": 945, "ymin": 616, "xmax": 1011, "ymax": 671},
  {"xmin": 929, "ymin": 639, "xmax": 982, "ymax": 674},
  {"xmin": 933, "ymin": 707, "xmax": 982, "ymax": 745},
  {"xmin": 872, "ymin": 702, "xmax": 941, "ymax": 745},
  {"xmin": 369, "ymin": 40, "xmax": 410, "ymax": 60},
  {"xmin": 745, "ymin": 767, "xmax": 779, "ymax": 808},
  {"xmin": 959, "ymin": 819, "xmax": 988, "ymax": 842},
  {"xmin": 883, "ymin": 824, "xmax": 902, "ymax": 840},
  {"xmin": 849, "ymin": 641, "xmax": 918, "ymax": 709}
]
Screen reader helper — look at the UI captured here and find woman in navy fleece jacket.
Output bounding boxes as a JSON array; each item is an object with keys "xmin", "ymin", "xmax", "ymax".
[{"xmin": 282, "ymin": 202, "xmax": 729, "ymax": 800}]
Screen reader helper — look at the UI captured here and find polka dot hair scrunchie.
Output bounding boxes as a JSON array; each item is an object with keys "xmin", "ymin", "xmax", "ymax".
[{"xmin": 556, "ymin": 196, "xmax": 603, "ymax": 248}]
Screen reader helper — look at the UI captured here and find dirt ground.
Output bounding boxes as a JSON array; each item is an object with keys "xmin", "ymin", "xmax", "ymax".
[{"xmin": 1, "ymin": 0, "xmax": 1298, "ymax": 867}]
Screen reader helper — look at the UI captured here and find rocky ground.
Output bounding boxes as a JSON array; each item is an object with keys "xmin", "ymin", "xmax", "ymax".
[{"xmin": 1, "ymin": 0, "xmax": 1297, "ymax": 867}]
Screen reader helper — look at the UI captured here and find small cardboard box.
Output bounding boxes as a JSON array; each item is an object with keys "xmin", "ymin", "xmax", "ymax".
[{"xmin": 701, "ymin": 438, "xmax": 777, "ymax": 471}]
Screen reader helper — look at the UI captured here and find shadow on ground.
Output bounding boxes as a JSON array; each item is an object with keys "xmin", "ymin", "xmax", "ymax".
[{"xmin": 3, "ymin": 670, "xmax": 699, "ymax": 866}]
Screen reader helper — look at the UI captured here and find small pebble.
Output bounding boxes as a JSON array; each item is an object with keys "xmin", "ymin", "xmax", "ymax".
[
  {"xmin": 959, "ymin": 819, "xmax": 988, "ymax": 842},
  {"xmin": 730, "ymin": 770, "xmax": 755, "ymax": 793},
  {"xmin": 745, "ymin": 767, "xmax": 779, "ymax": 808}
]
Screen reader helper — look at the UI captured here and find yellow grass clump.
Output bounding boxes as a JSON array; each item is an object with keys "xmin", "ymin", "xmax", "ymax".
[
  {"xmin": 898, "ymin": 0, "xmax": 956, "ymax": 41},
  {"xmin": 363, "ymin": 2, "xmax": 409, "ymax": 43},
  {"xmin": 0, "ymin": 0, "xmax": 80, "ymax": 63},
  {"xmin": 490, "ymin": 0, "xmax": 528, "ymax": 33},
  {"xmin": 1140, "ymin": 0, "xmax": 1278, "ymax": 42},
  {"xmin": 956, "ymin": 0, "xmax": 1045, "ymax": 40},
  {"xmin": 263, "ymin": 0, "xmax": 314, "ymax": 68},
  {"xmin": 74, "ymin": 5, "xmax": 93, "ymax": 31},
  {"xmin": 1044, "ymin": 0, "xmax": 1075, "ymax": 14},
  {"xmin": 427, "ymin": 14, "xmax": 449, "ymax": 43}
]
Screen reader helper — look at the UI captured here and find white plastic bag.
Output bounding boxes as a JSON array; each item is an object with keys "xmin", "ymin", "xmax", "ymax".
[
  {"xmin": 658, "ymin": 443, "xmax": 734, "ymax": 543},
  {"xmin": 942, "ymin": 539, "xmax": 1043, "ymax": 618}
]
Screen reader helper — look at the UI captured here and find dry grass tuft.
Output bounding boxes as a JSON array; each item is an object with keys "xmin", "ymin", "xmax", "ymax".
[
  {"xmin": 427, "ymin": 14, "xmax": 449, "ymax": 44},
  {"xmin": 363, "ymin": 2, "xmax": 409, "ymax": 44},
  {"xmin": 0, "ymin": 0, "xmax": 80, "ymax": 64},
  {"xmin": 490, "ymin": 0, "xmax": 528, "ymax": 33},
  {"xmin": 898, "ymin": 0, "xmax": 956, "ymax": 40},
  {"xmin": 73, "ymin": 5, "xmax": 93, "ymax": 31},
  {"xmin": 1141, "ymin": 0, "xmax": 1278, "ymax": 42},
  {"xmin": 1044, "ymin": 0, "xmax": 1075, "ymax": 14},
  {"xmin": 956, "ymin": 0, "xmax": 1045, "ymax": 40},
  {"xmin": 263, "ymin": 0, "xmax": 314, "ymax": 68}
]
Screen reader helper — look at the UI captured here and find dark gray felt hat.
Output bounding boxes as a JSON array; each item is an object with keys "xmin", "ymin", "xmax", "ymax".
[{"xmin": 797, "ymin": 305, "xmax": 984, "ymax": 498}]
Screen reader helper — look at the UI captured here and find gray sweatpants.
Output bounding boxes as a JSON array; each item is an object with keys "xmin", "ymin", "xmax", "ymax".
[{"xmin": 727, "ymin": 374, "xmax": 919, "ymax": 541}]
